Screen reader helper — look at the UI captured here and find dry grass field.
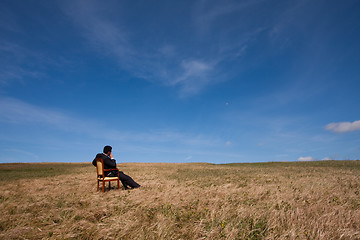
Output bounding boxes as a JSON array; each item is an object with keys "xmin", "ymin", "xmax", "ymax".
[{"xmin": 0, "ymin": 161, "xmax": 359, "ymax": 239}]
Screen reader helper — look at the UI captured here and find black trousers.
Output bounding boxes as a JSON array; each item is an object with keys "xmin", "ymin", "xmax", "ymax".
[
  {"xmin": 118, "ymin": 171, "xmax": 141, "ymax": 189},
  {"xmin": 106, "ymin": 170, "xmax": 140, "ymax": 189}
]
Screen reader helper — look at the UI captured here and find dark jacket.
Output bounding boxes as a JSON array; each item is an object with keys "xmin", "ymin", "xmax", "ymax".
[{"xmin": 92, "ymin": 153, "xmax": 117, "ymax": 169}]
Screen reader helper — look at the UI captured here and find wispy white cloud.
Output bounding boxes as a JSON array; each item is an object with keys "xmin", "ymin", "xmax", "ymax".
[
  {"xmin": 177, "ymin": 60, "xmax": 212, "ymax": 83},
  {"xmin": 59, "ymin": 0, "xmax": 258, "ymax": 96},
  {"xmin": 298, "ymin": 156, "xmax": 316, "ymax": 161},
  {"xmin": 0, "ymin": 97, "xmax": 224, "ymax": 148},
  {"xmin": 0, "ymin": 39, "xmax": 74, "ymax": 87},
  {"xmin": 0, "ymin": 6, "xmax": 21, "ymax": 33},
  {"xmin": 171, "ymin": 59, "xmax": 214, "ymax": 95},
  {"xmin": 0, "ymin": 97, "xmax": 70, "ymax": 126},
  {"xmin": 2, "ymin": 149, "xmax": 40, "ymax": 161},
  {"xmin": 62, "ymin": 0, "xmax": 198, "ymax": 95},
  {"xmin": 325, "ymin": 120, "xmax": 360, "ymax": 133},
  {"xmin": 158, "ymin": 45, "xmax": 176, "ymax": 58},
  {"xmin": 268, "ymin": 1, "xmax": 308, "ymax": 41},
  {"xmin": 0, "ymin": 66, "xmax": 44, "ymax": 85},
  {"xmin": 60, "ymin": 0, "xmax": 220, "ymax": 96},
  {"xmin": 193, "ymin": 0, "xmax": 264, "ymax": 36},
  {"xmin": 0, "ymin": 41, "xmax": 45, "ymax": 85},
  {"xmin": 298, "ymin": 157, "xmax": 332, "ymax": 161},
  {"xmin": 61, "ymin": 0, "xmax": 130, "ymax": 58}
]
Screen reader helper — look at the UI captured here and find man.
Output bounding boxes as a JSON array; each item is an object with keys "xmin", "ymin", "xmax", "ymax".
[{"xmin": 92, "ymin": 145, "xmax": 141, "ymax": 189}]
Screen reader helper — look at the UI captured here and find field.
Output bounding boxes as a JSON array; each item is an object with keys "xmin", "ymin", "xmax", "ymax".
[{"xmin": 0, "ymin": 161, "xmax": 359, "ymax": 239}]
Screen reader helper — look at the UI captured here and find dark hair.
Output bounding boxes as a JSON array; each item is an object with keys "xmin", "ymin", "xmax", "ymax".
[{"xmin": 103, "ymin": 145, "xmax": 112, "ymax": 154}]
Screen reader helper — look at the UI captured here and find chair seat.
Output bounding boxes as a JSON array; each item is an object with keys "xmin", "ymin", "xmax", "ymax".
[{"xmin": 98, "ymin": 176, "xmax": 119, "ymax": 181}]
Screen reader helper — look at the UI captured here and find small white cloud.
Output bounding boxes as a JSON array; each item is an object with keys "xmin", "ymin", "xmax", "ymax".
[
  {"xmin": 325, "ymin": 120, "xmax": 360, "ymax": 133},
  {"xmin": 172, "ymin": 60, "xmax": 213, "ymax": 87},
  {"xmin": 185, "ymin": 156, "xmax": 192, "ymax": 161},
  {"xmin": 322, "ymin": 157, "xmax": 332, "ymax": 160},
  {"xmin": 298, "ymin": 156, "xmax": 317, "ymax": 161}
]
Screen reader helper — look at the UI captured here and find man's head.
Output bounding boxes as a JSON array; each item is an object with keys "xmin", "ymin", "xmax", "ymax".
[{"xmin": 103, "ymin": 145, "xmax": 112, "ymax": 155}]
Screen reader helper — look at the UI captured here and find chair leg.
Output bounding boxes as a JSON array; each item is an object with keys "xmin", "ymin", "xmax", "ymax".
[
  {"xmin": 117, "ymin": 180, "xmax": 120, "ymax": 189},
  {"xmin": 97, "ymin": 181, "xmax": 99, "ymax": 192},
  {"xmin": 102, "ymin": 181, "xmax": 105, "ymax": 192}
]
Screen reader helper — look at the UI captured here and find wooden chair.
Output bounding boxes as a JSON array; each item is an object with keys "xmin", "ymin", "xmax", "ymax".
[{"xmin": 95, "ymin": 158, "xmax": 120, "ymax": 192}]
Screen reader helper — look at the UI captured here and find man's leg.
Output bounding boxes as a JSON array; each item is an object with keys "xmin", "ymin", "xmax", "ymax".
[{"xmin": 118, "ymin": 171, "xmax": 141, "ymax": 189}]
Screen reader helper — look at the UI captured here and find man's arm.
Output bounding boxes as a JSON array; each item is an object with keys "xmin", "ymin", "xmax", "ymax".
[{"xmin": 103, "ymin": 155, "xmax": 117, "ymax": 169}]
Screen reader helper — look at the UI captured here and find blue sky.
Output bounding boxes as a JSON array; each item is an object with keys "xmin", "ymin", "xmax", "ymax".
[{"xmin": 1, "ymin": 0, "xmax": 360, "ymax": 163}]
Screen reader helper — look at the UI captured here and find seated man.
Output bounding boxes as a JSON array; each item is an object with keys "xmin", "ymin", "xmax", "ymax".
[{"xmin": 92, "ymin": 145, "xmax": 141, "ymax": 189}]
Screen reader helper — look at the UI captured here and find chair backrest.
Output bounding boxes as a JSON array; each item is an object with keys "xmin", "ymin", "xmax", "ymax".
[{"xmin": 95, "ymin": 158, "xmax": 104, "ymax": 177}]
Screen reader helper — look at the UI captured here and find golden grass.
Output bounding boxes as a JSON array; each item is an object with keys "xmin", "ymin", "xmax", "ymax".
[{"xmin": 0, "ymin": 161, "xmax": 359, "ymax": 239}]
